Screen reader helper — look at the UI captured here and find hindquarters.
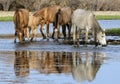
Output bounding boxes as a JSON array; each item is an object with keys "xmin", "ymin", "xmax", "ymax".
[
  {"xmin": 54, "ymin": 7, "xmax": 72, "ymax": 40},
  {"xmin": 13, "ymin": 8, "xmax": 29, "ymax": 43}
]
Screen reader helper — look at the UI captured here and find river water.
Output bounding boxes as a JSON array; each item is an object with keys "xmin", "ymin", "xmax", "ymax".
[
  {"xmin": 0, "ymin": 20, "xmax": 120, "ymax": 84},
  {"xmin": 1, "ymin": 20, "xmax": 120, "ymax": 34}
]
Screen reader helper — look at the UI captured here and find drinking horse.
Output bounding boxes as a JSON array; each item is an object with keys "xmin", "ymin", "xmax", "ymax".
[
  {"xmin": 13, "ymin": 8, "xmax": 29, "ymax": 43},
  {"xmin": 53, "ymin": 7, "xmax": 72, "ymax": 40},
  {"xmin": 28, "ymin": 15, "xmax": 43, "ymax": 41},
  {"xmin": 72, "ymin": 9, "xmax": 106, "ymax": 47}
]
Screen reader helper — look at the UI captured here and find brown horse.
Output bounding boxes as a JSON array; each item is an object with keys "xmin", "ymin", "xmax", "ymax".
[
  {"xmin": 33, "ymin": 5, "xmax": 61, "ymax": 39},
  {"xmin": 13, "ymin": 8, "xmax": 29, "ymax": 43},
  {"xmin": 28, "ymin": 15, "xmax": 43, "ymax": 41},
  {"xmin": 53, "ymin": 7, "xmax": 72, "ymax": 40}
]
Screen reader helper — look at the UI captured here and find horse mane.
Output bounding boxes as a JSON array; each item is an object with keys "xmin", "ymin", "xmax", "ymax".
[
  {"xmin": 33, "ymin": 7, "xmax": 47, "ymax": 17},
  {"xmin": 92, "ymin": 13, "xmax": 104, "ymax": 33},
  {"xmin": 54, "ymin": 9, "xmax": 61, "ymax": 28}
]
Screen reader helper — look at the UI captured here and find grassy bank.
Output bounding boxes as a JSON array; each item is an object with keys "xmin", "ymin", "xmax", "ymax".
[
  {"xmin": 106, "ymin": 28, "xmax": 120, "ymax": 36},
  {"xmin": 0, "ymin": 15, "xmax": 120, "ymax": 21},
  {"xmin": 96, "ymin": 15, "xmax": 120, "ymax": 20},
  {"xmin": 0, "ymin": 16, "xmax": 13, "ymax": 21}
]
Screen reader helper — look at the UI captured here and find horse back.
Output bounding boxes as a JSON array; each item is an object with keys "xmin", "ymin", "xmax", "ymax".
[
  {"xmin": 72, "ymin": 9, "xmax": 95, "ymax": 29},
  {"xmin": 14, "ymin": 9, "xmax": 29, "ymax": 31},
  {"xmin": 60, "ymin": 7, "xmax": 72, "ymax": 24},
  {"xmin": 46, "ymin": 6, "xmax": 61, "ymax": 22}
]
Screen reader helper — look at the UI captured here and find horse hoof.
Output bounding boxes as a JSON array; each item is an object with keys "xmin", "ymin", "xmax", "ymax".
[
  {"xmin": 30, "ymin": 38, "xmax": 33, "ymax": 41},
  {"xmin": 14, "ymin": 41, "xmax": 16, "ymax": 43},
  {"xmin": 43, "ymin": 37, "xmax": 46, "ymax": 39}
]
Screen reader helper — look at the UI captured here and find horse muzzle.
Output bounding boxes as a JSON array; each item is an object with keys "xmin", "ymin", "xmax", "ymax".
[{"xmin": 102, "ymin": 44, "xmax": 107, "ymax": 47}]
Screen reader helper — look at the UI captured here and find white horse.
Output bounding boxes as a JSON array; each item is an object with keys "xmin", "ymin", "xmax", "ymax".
[
  {"xmin": 72, "ymin": 9, "xmax": 107, "ymax": 47},
  {"xmin": 72, "ymin": 52, "xmax": 105, "ymax": 82}
]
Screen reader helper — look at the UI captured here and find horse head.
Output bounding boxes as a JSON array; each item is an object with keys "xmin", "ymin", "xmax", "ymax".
[
  {"xmin": 17, "ymin": 31, "xmax": 24, "ymax": 43},
  {"xmin": 97, "ymin": 29, "xmax": 107, "ymax": 47}
]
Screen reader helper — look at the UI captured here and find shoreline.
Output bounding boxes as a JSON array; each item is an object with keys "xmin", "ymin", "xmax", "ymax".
[{"xmin": 0, "ymin": 34, "xmax": 119, "ymax": 45}]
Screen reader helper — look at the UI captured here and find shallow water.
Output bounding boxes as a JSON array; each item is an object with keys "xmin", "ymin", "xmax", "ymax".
[
  {"xmin": 0, "ymin": 21, "xmax": 120, "ymax": 84},
  {"xmin": 0, "ymin": 20, "xmax": 120, "ymax": 35},
  {"xmin": 0, "ymin": 38, "xmax": 120, "ymax": 84},
  {"xmin": 98, "ymin": 20, "xmax": 120, "ymax": 29}
]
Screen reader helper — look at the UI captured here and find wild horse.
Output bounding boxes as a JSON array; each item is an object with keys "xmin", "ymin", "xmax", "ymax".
[{"xmin": 72, "ymin": 9, "xmax": 107, "ymax": 47}]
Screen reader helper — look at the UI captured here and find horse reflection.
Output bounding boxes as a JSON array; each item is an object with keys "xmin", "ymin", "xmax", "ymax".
[
  {"xmin": 39, "ymin": 51, "xmax": 72, "ymax": 74},
  {"xmin": 29, "ymin": 51, "xmax": 40, "ymax": 70},
  {"xmin": 72, "ymin": 52, "xmax": 105, "ymax": 82},
  {"xmin": 14, "ymin": 51, "xmax": 29, "ymax": 77}
]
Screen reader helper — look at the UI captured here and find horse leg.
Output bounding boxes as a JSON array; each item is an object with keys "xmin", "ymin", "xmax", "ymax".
[
  {"xmin": 30, "ymin": 26, "xmax": 35, "ymax": 41},
  {"xmin": 33, "ymin": 28, "xmax": 37, "ymax": 41},
  {"xmin": 73, "ymin": 24, "xmax": 77, "ymax": 46},
  {"xmin": 54, "ymin": 25, "xmax": 60, "ymax": 41},
  {"xmin": 26, "ymin": 27, "xmax": 30, "ymax": 41},
  {"xmin": 46, "ymin": 24, "xmax": 49, "ymax": 38},
  {"xmin": 23, "ymin": 28, "xmax": 29, "ymax": 41},
  {"xmin": 14, "ymin": 31, "xmax": 17, "ymax": 43},
  {"xmin": 85, "ymin": 29, "xmax": 88, "ymax": 46},
  {"xmin": 51, "ymin": 27, "xmax": 55, "ymax": 39},
  {"xmin": 40, "ymin": 25, "xmax": 46, "ymax": 39},
  {"xmin": 62, "ymin": 25, "xmax": 66, "ymax": 39},
  {"xmin": 67, "ymin": 23, "xmax": 71, "ymax": 39},
  {"xmin": 76, "ymin": 28, "xmax": 80, "ymax": 47}
]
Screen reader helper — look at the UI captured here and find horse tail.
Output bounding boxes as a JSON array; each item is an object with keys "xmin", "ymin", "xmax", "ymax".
[
  {"xmin": 15, "ymin": 9, "xmax": 20, "ymax": 31},
  {"xmin": 54, "ymin": 9, "xmax": 61, "ymax": 28}
]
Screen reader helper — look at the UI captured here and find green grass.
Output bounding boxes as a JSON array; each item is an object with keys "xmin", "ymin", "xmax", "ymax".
[
  {"xmin": 106, "ymin": 28, "xmax": 120, "ymax": 36},
  {"xmin": 0, "ymin": 16, "xmax": 13, "ymax": 21},
  {"xmin": 96, "ymin": 15, "xmax": 120, "ymax": 20},
  {"xmin": 0, "ymin": 15, "xmax": 120, "ymax": 21}
]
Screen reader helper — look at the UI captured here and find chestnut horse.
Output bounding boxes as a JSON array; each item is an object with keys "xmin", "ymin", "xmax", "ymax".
[
  {"xmin": 32, "ymin": 5, "xmax": 61, "ymax": 39},
  {"xmin": 53, "ymin": 7, "xmax": 72, "ymax": 40},
  {"xmin": 28, "ymin": 15, "xmax": 43, "ymax": 41},
  {"xmin": 13, "ymin": 8, "xmax": 29, "ymax": 43}
]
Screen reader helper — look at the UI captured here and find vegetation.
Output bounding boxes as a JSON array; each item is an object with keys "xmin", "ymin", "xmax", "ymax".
[
  {"xmin": 0, "ymin": 0, "xmax": 120, "ymax": 11},
  {"xmin": 0, "ymin": 16, "xmax": 13, "ymax": 21},
  {"xmin": 96, "ymin": 15, "xmax": 120, "ymax": 20},
  {"xmin": 106, "ymin": 28, "xmax": 120, "ymax": 36},
  {"xmin": 1, "ymin": 15, "xmax": 120, "ymax": 21}
]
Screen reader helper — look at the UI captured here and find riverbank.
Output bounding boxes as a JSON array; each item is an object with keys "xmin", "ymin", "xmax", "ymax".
[
  {"xmin": 106, "ymin": 28, "xmax": 120, "ymax": 36},
  {"xmin": 0, "ymin": 11, "xmax": 120, "ymax": 21}
]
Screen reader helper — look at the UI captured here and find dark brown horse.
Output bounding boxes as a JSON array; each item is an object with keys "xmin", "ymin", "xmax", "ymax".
[
  {"xmin": 53, "ymin": 7, "xmax": 72, "ymax": 40},
  {"xmin": 33, "ymin": 5, "xmax": 61, "ymax": 39},
  {"xmin": 13, "ymin": 8, "xmax": 29, "ymax": 43}
]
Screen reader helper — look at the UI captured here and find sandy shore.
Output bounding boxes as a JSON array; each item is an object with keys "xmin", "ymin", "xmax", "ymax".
[
  {"xmin": 0, "ymin": 11, "xmax": 120, "ymax": 17},
  {"xmin": 0, "ymin": 11, "xmax": 33, "ymax": 17}
]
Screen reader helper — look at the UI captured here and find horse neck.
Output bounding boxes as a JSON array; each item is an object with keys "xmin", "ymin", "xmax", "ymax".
[{"xmin": 93, "ymin": 16, "xmax": 103, "ymax": 33}]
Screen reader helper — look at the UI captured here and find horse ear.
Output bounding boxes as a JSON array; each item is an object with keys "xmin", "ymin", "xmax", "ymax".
[
  {"xmin": 103, "ymin": 29, "xmax": 105, "ymax": 32},
  {"xmin": 102, "ymin": 29, "xmax": 105, "ymax": 33}
]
